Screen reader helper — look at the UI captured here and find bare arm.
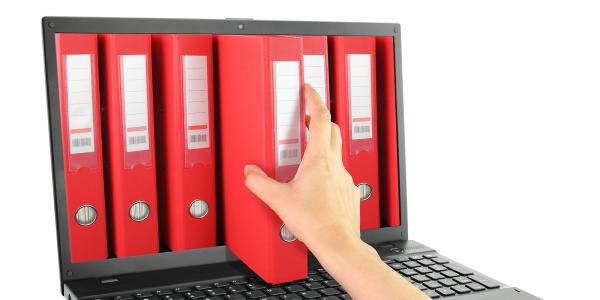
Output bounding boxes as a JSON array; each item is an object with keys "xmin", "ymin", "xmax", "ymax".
[{"xmin": 244, "ymin": 85, "xmax": 429, "ymax": 300}]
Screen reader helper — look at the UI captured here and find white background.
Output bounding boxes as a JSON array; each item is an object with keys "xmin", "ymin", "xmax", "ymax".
[{"xmin": 0, "ymin": 1, "xmax": 598, "ymax": 299}]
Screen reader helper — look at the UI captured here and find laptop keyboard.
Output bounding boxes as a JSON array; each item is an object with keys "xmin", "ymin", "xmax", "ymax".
[
  {"xmin": 384, "ymin": 254, "xmax": 501, "ymax": 298},
  {"xmin": 91, "ymin": 254, "xmax": 501, "ymax": 300}
]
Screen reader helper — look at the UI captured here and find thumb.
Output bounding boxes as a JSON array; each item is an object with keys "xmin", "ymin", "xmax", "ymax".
[{"xmin": 244, "ymin": 164, "xmax": 288, "ymax": 212}]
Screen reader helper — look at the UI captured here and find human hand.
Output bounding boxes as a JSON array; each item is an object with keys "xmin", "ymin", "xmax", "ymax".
[{"xmin": 243, "ymin": 84, "xmax": 362, "ymax": 254}]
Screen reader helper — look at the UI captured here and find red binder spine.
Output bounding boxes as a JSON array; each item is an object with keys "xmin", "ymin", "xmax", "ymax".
[
  {"xmin": 376, "ymin": 37, "xmax": 401, "ymax": 227},
  {"xmin": 99, "ymin": 34, "xmax": 159, "ymax": 257},
  {"xmin": 330, "ymin": 36, "xmax": 380, "ymax": 230},
  {"xmin": 300, "ymin": 36, "xmax": 330, "ymax": 107},
  {"xmin": 217, "ymin": 35, "xmax": 307, "ymax": 283},
  {"xmin": 56, "ymin": 33, "xmax": 108, "ymax": 263},
  {"xmin": 152, "ymin": 34, "xmax": 216, "ymax": 251}
]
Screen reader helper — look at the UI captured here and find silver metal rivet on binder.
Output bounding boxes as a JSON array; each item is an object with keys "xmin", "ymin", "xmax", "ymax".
[
  {"xmin": 280, "ymin": 224, "xmax": 297, "ymax": 243},
  {"xmin": 129, "ymin": 201, "xmax": 150, "ymax": 221},
  {"xmin": 74, "ymin": 205, "xmax": 97, "ymax": 226},
  {"xmin": 357, "ymin": 183, "xmax": 372, "ymax": 201},
  {"xmin": 189, "ymin": 199, "xmax": 209, "ymax": 218}
]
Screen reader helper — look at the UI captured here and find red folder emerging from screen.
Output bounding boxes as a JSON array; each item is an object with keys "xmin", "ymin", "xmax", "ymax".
[
  {"xmin": 217, "ymin": 35, "xmax": 307, "ymax": 283},
  {"xmin": 56, "ymin": 33, "xmax": 108, "ymax": 263},
  {"xmin": 330, "ymin": 36, "xmax": 380, "ymax": 230},
  {"xmin": 152, "ymin": 34, "xmax": 216, "ymax": 251},
  {"xmin": 376, "ymin": 37, "xmax": 401, "ymax": 227},
  {"xmin": 99, "ymin": 34, "xmax": 159, "ymax": 257}
]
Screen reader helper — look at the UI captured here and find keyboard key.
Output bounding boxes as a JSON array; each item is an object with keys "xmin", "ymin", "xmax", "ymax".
[
  {"xmin": 155, "ymin": 289, "xmax": 172, "ymax": 296},
  {"xmin": 403, "ymin": 261, "xmax": 420, "ymax": 268},
  {"xmin": 454, "ymin": 276, "xmax": 472, "ymax": 285},
  {"xmin": 113, "ymin": 296, "xmax": 133, "ymax": 300},
  {"xmin": 228, "ymin": 285, "xmax": 248, "ymax": 293},
  {"xmin": 422, "ymin": 289, "xmax": 440, "ymax": 299},
  {"xmin": 439, "ymin": 278, "xmax": 457, "ymax": 287},
  {"xmin": 339, "ymin": 293, "xmax": 352, "ymax": 299},
  {"xmin": 394, "ymin": 257, "xmax": 409, "ymax": 263},
  {"xmin": 204, "ymin": 297, "xmax": 225, "ymax": 300},
  {"xmin": 214, "ymin": 281, "xmax": 231, "ymax": 288},
  {"xmin": 388, "ymin": 263, "xmax": 405, "ymax": 270},
  {"xmin": 441, "ymin": 270, "xmax": 460, "ymax": 278},
  {"xmin": 185, "ymin": 291, "xmax": 206, "ymax": 299},
  {"xmin": 323, "ymin": 280, "xmax": 340, "ymax": 287},
  {"xmin": 415, "ymin": 267, "xmax": 432, "ymax": 274},
  {"xmin": 466, "ymin": 282, "xmax": 486, "ymax": 292},
  {"xmin": 322, "ymin": 273, "xmax": 333, "ymax": 280},
  {"xmin": 429, "ymin": 265, "xmax": 447, "ymax": 272},
  {"xmin": 399, "ymin": 269, "xmax": 418, "ymax": 277},
  {"xmin": 338, "ymin": 286, "xmax": 347, "ymax": 293},
  {"xmin": 431, "ymin": 257, "xmax": 449, "ymax": 264},
  {"xmin": 452, "ymin": 285, "xmax": 471, "ymax": 294},
  {"xmin": 423, "ymin": 281, "xmax": 442, "ymax": 289},
  {"xmin": 307, "ymin": 269, "xmax": 317, "ymax": 275},
  {"xmin": 413, "ymin": 283, "xmax": 427, "ymax": 290},
  {"xmin": 261, "ymin": 297, "xmax": 279, "ymax": 300},
  {"xmin": 411, "ymin": 275, "xmax": 429, "ymax": 282},
  {"xmin": 409, "ymin": 255, "xmax": 424, "ymax": 260},
  {"xmin": 424, "ymin": 254, "xmax": 437, "ymax": 259},
  {"xmin": 417, "ymin": 259, "xmax": 435, "ymax": 266},
  {"xmin": 247, "ymin": 282, "xmax": 268, "ymax": 290},
  {"xmin": 426, "ymin": 273, "xmax": 444, "ymax": 280},
  {"xmin": 435, "ymin": 287, "xmax": 456, "ymax": 297},
  {"xmin": 320, "ymin": 288, "xmax": 340, "ymax": 296},
  {"xmin": 322, "ymin": 297, "xmax": 339, "ymax": 300},
  {"xmin": 308, "ymin": 274, "xmax": 324, "ymax": 282},
  {"xmin": 173, "ymin": 287, "xmax": 191, "ymax": 293},
  {"xmin": 195, "ymin": 283, "xmax": 212, "ymax": 290},
  {"xmin": 300, "ymin": 290, "xmax": 321, "ymax": 298},
  {"xmin": 286, "ymin": 284, "xmax": 306, "ymax": 293},
  {"xmin": 305, "ymin": 282, "xmax": 325, "ymax": 290},
  {"xmin": 317, "ymin": 268, "xmax": 327, "ymax": 273},
  {"xmin": 163, "ymin": 295, "xmax": 184, "ymax": 300},
  {"xmin": 135, "ymin": 292, "xmax": 154, "ymax": 298},
  {"xmin": 281, "ymin": 294, "xmax": 302, "ymax": 300},
  {"xmin": 231, "ymin": 278, "xmax": 248, "ymax": 285},
  {"xmin": 224, "ymin": 294, "xmax": 246, "ymax": 300},
  {"xmin": 206, "ymin": 288, "xmax": 227, "ymax": 296},
  {"xmin": 446, "ymin": 264, "xmax": 474, "ymax": 276},
  {"xmin": 469, "ymin": 275, "xmax": 500, "ymax": 289},
  {"xmin": 265, "ymin": 287, "xmax": 286, "ymax": 296},
  {"xmin": 245, "ymin": 290, "xmax": 267, "ymax": 298}
]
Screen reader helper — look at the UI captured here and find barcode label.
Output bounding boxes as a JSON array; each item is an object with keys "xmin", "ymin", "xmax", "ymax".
[
  {"xmin": 349, "ymin": 54, "xmax": 373, "ymax": 140},
  {"xmin": 189, "ymin": 133, "xmax": 207, "ymax": 143},
  {"xmin": 66, "ymin": 54, "xmax": 95, "ymax": 154},
  {"xmin": 353, "ymin": 125, "xmax": 371, "ymax": 134},
  {"xmin": 71, "ymin": 137, "xmax": 92, "ymax": 148},
  {"xmin": 121, "ymin": 55, "xmax": 150, "ymax": 152},
  {"xmin": 274, "ymin": 61, "xmax": 302, "ymax": 167},
  {"xmin": 183, "ymin": 55, "xmax": 210, "ymax": 150},
  {"xmin": 280, "ymin": 148, "xmax": 299, "ymax": 160},
  {"xmin": 128, "ymin": 135, "xmax": 147, "ymax": 146}
]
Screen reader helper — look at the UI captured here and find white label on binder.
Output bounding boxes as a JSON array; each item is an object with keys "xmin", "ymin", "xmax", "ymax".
[
  {"xmin": 183, "ymin": 55, "xmax": 210, "ymax": 150},
  {"xmin": 348, "ymin": 54, "xmax": 373, "ymax": 140},
  {"xmin": 66, "ymin": 54, "xmax": 95, "ymax": 154},
  {"xmin": 274, "ymin": 61, "xmax": 302, "ymax": 167},
  {"xmin": 121, "ymin": 55, "xmax": 150, "ymax": 152},
  {"xmin": 303, "ymin": 55, "xmax": 327, "ymax": 108}
]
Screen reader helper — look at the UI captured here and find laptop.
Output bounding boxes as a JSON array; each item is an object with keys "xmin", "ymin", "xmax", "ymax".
[{"xmin": 42, "ymin": 17, "xmax": 541, "ymax": 300}]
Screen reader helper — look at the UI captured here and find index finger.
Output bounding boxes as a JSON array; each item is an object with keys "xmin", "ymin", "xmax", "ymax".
[{"xmin": 304, "ymin": 84, "xmax": 331, "ymax": 148}]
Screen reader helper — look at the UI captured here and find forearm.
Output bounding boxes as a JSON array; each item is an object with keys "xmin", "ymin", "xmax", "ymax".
[{"xmin": 310, "ymin": 236, "xmax": 430, "ymax": 300}]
